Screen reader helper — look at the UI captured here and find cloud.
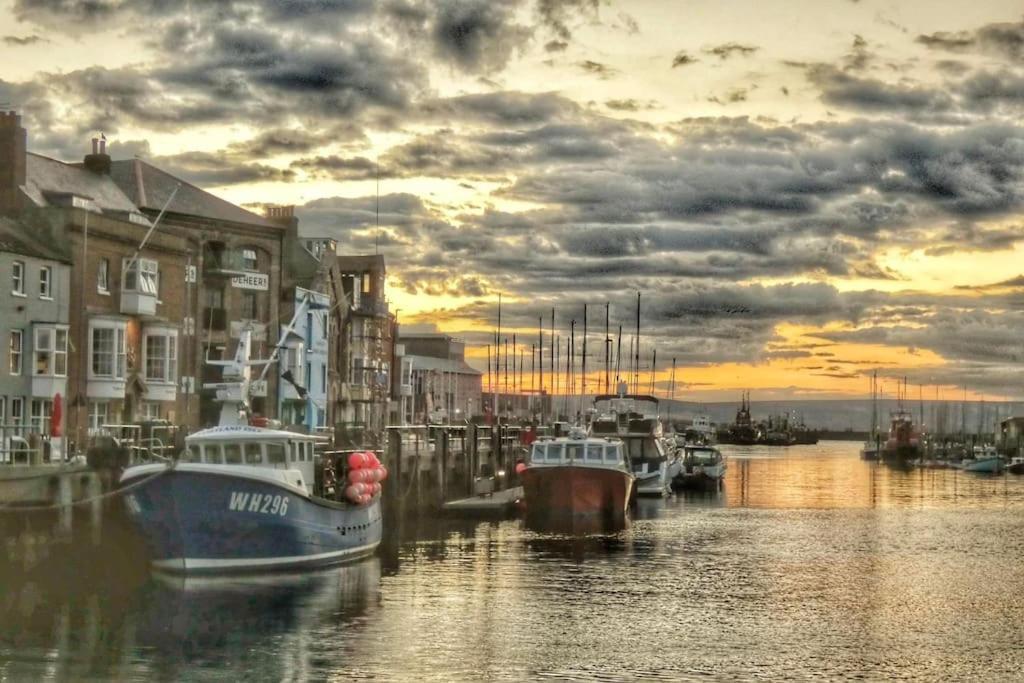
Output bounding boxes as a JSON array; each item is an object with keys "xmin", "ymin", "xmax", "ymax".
[
  {"xmin": 577, "ymin": 60, "xmax": 618, "ymax": 79},
  {"xmin": 671, "ymin": 51, "xmax": 697, "ymax": 68},
  {"xmin": 536, "ymin": 0, "xmax": 599, "ymax": 41},
  {"xmin": 917, "ymin": 19, "xmax": 1024, "ymax": 60},
  {"xmin": 2, "ymin": 34, "xmax": 48, "ymax": 45},
  {"xmin": 703, "ymin": 42, "xmax": 759, "ymax": 59},
  {"xmin": 148, "ymin": 151, "xmax": 296, "ymax": 186},
  {"xmin": 431, "ymin": 0, "xmax": 532, "ymax": 73}
]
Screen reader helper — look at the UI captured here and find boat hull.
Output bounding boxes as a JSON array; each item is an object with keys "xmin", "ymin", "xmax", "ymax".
[
  {"xmin": 673, "ymin": 463, "xmax": 726, "ymax": 489},
  {"xmin": 520, "ymin": 465, "xmax": 633, "ymax": 527},
  {"xmin": 120, "ymin": 467, "xmax": 382, "ymax": 574},
  {"xmin": 961, "ymin": 457, "xmax": 1004, "ymax": 474},
  {"xmin": 1008, "ymin": 462, "xmax": 1024, "ymax": 475}
]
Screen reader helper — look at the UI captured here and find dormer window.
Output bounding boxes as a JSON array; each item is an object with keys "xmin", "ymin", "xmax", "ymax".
[{"xmin": 242, "ymin": 248, "xmax": 258, "ymax": 271}]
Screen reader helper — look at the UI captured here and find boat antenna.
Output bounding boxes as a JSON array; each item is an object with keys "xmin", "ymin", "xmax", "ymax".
[
  {"xmin": 538, "ymin": 316, "xmax": 544, "ymax": 423},
  {"xmin": 582, "ymin": 304, "xmax": 588, "ymax": 404},
  {"xmin": 668, "ymin": 357, "xmax": 676, "ymax": 426},
  {"xmin": 615, "ymin": 324, "xmax": 622, "ymax": 384}
]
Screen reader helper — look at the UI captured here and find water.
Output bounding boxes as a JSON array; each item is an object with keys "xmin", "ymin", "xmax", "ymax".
[{"xmin": 4, "ymin": 441, "xmax": 1024, "ymax": 681}]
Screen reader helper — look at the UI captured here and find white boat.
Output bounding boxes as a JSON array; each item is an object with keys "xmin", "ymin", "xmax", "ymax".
[
  {"xmin": 682, "ymin": 414, "xmax": 716, "ymax": 445},
  {"xmin": 590, "ymin": 384, "xmax": 678, "ymax": 497},
  {"xmin": 961, "ymin": 445, "xmax": 1004, "ymax": 474},
  {"xmin": 673, "ymin": 445, "xmax": 727, "ymax": 489}
]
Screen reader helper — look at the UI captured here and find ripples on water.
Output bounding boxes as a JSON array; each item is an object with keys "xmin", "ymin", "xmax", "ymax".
[{"xmin": 3, "ymin": 441, "xmax": 1024, "ymax": 681}]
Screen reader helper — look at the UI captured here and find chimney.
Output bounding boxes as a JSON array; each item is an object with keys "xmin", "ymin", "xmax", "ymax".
[
  {"xmin": 0, "ymin": 111, "xmax": 27, "ymax": 212},
  {"xmin": 265, "ymin": 204, "xmax": 299, "ymax": 235},
  {"xmin": 83, "ymin": 134, "xmax": 111, "ymax": 175}
]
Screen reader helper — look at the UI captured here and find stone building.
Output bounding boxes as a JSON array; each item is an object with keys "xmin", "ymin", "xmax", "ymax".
[
  {"xmin": 399, "ymin": 333, "xmax": 482, "ymax": 424},
  {"xmin": 334, "ymin": 255, "xmax": 394, "ymax": 441},
  {"xmin": 0, "ymin": 217, "xmax": 71, "ymax": 460}
]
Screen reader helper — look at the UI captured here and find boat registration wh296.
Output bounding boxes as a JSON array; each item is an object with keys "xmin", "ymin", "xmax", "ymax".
[{"xmin": 228, "ymin": 491, "xmax": 289, "ymax": 516}]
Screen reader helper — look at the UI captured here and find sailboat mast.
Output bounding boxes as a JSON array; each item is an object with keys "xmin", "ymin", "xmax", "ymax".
[
  {"xmin": 604, "ymin": 302, "xmax": 610, "ymax": 394},
  {"xmin": 634, "ymin": 291, "xmax": 641, "ymax": 395}
]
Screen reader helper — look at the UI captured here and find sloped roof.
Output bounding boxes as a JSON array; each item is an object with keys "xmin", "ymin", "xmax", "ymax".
[
  {"xmin": 23, "ymin": 153, "xmax": 140, "ymax": 214},
  {"xmin": 108, "ymin": 158, "xmax": 279, "ymax": 229},
  {"xmin": 0, "ymin": 216, "xmax": 69, "ymax": 263},
  {"xmin": 407, "ymin": 354, "xmax": 482, "ymax": 376}
]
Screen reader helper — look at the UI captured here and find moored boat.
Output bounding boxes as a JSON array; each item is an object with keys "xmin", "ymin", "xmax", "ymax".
[
  {"xmin": 120, "ymin": 298, "xmax": 384, "ymax": 574},
  {"xmin": 1007, "ymin": 456, "xmax": 1024, "ymax": 475},
  {"xmin": 960, "ymin": 445, "xmax": 1004, "ymax": 474},
  {"xmin": 672, "ymin": 445, "xmax": 727, "ymax": 490},
  {"xmin": 591, "ymin": 386, "xmax": 677, "ymax": 496},
  {"xmin": 520, "ymin": 431, "xmax": 633, "ymax": 529}
]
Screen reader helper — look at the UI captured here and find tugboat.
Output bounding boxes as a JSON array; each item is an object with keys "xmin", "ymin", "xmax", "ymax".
[
  {"xmin": 673, "ymin": 444, "xmax": 727, "ymax": 490},
  {"xmin": 520, "ymin": 428, "xmax": 633, "ymax": 530},
  {"xmin": 717, "ymin": 392, "xmax": 757, "ymax": 445},
  {"xmin": 120, "ymin": 298, "xmax": 383, "ymax": 574},
  {"xmin": 591, "ymin": 384, "xmax": 678, "ymax": 496},
  {"xmin": 881, "ymin": 408, "xmax": 922, "ymax": 468}
]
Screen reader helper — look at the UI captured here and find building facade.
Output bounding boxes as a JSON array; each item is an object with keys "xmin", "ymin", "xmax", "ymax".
[
  {"xmin": 0, "ymin": 218, "xmax": 71, "ymax": 460},
  {"xmin": 399, "ymin": 333, "xmax": 482, "ymax": 424}
]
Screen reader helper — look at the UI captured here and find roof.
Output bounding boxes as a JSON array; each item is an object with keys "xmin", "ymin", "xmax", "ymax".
[
  {"xmin": 407, "ymin": 354, "xmax": 482, "ymax": 376},
  {"xmin": 23, "ymin": 153, "xmax": 140, "ymax": 214},
  {"xmin": 108, "ymin": 158, "xmax": 279, "ymax": 229},
  {"xmin": 0, "ymin": 216, "xmax": 70, "ymax": 263},
  {"xmin": 335, "ymin": 254, "xmax": 385, "ymax": 272}
]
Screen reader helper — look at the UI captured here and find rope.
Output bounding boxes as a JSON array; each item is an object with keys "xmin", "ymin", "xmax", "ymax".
[{"xmin": 0, "ymin": 462, "xmax": 175, "ymax": 512}]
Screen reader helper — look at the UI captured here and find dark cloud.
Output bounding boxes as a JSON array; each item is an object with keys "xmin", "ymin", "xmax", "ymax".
[
  {"xmin": 604, "ymin": 99, "xmax": 657, "ymax": 112},
  {"xmin": 671, "ymin": 51, "xmax": 697, "ymax": 68},
  {"xmin": 577, "ymin": 60, "xmax": 618, "ymax": 79},
  {"xmin": 917, "ymin": 19, "xmax": 1024, "ymax": 60},
  {"xmin": 2, "ymin": 34, "xmax": 48, "ymax": 45},
  {"xmin": 431, "ymin": 0, "xmax": 532, "ymax": 73},
  {"xmin": 148, "ymin": 151, "xmax": 296, "ymax": 186},
  {"xmin": 703, "ymin": 42, "xmax": 759, "ymax": 59},
  {"xmin": 807, "ymin": 66, "xmax": 954, "ymax": 114},
  {"xmin": 544, "ymin": 39, "xmax": 569, "ymax": 52},
  {"xmin": 536, "ymin": 0, "xmax": 599, "ymax": 41}
]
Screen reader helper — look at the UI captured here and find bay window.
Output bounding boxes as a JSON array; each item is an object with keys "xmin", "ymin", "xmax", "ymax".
[
  {"xmin": 123, "ymin": 257, "xmax": 159, "ymax": 295},
  {"xmin": 34, "ymin": 326, "xmax": 68, "ymax": 376}
]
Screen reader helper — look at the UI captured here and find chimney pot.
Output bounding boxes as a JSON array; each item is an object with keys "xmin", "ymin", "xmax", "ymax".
[
  {"xmin": 99, "ymin": 139, "xmax": 106, "ymax": 155},
  {"xmin": 91, "ymin": 138, "xmax": 98, "ymax": 154}
]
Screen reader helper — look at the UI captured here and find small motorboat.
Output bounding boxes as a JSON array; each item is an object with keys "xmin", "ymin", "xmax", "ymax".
[
  {"xmin": 961, "ymin": 446, "xmax": 1004, "ymax": 474},
  {"xmin": 1007, "ymin": 457, "xmax": 1024, "ymax": 475},
  {"xmin": 672, "ymin": 445, "xmax": 727, "ymax": 490}
]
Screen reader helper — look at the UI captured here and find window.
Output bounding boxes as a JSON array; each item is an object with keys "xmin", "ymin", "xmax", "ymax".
[
  {"xmin": 566, "ymin": 444, "xmax": 583, "ymax": 461},
  {"xmin": 34, "ymin": 327, "xmax": 67, "ymax": 376},
  {"xmin": 586, "ymin": 444, "xmax": 602, "ymax": 461},
  {"xmin": 97, "ymin": 258, "xmax": 109, "ymax": 293},
  {"xmin": 30, "ymin": 399, "xmax": 52, "ymax": 435},
  {"xmin": 244, "ymin": 443, "xmax": 263, "ymax": 464},
  {"xmin": 11, "ymin": 398, "xmax": 23, "ymax": 425},
  {"xmin": 141, "ymin": 402, "xmax": 161, "ymax": 420},
  {"xmin": 123, "ymin": 258, "xmax": 158, "ymax": 295},
  {"xmin": 12, "ymin": 260, "xmax": 24, "ymax": 295},
  {"xmin": 242, "ymin": 248, "xmax": 258, "ymax": 271},
  {"xmin": 362, "ymin": 273, "xmax": 370, "ymax": 294},
  {"xmin": 203, "ymin": 287, "xmax": 223, "ymax": 308},
  {"xmin": 91, "ymin": 324, "xmax": 126, "ymax": 379},
  {"xmin": 39, "ymin": 266, "xmax": 51, "ymax": 299},
  {"xmin": 224, "ymin": 444, "xmax": 242, "ymax": 464},
  {"xmin": 88, "ymin": 401, "xmax": 108, "ymax": 434},
  {"xmin": 9, "ymin": 330, "xmax": 22, "ymax": 375},
  {"xmin": 144, "ymin": 330, "xmax": 177, "ymax": 383},
  {"xmin": 241, "ymin": 291, "xmax": 258, "ymax": 319},
  {"xmin": 267, "ymin": 443, "xmax": 286, "ymax": 465}
]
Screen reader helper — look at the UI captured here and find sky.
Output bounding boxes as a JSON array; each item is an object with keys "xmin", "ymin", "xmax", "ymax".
[{"xmin": 3, "ymin": 0, "xmax": 1024, "ymax": 403}]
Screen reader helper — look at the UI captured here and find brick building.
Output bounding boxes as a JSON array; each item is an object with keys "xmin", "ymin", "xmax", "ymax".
[
  {"xmin": 399, "ymin": 333, "xmax": 482, "ymax": 424},
  {"xmin": 107, "ymin": 159, "xmax": 286, "ymax": 427}
]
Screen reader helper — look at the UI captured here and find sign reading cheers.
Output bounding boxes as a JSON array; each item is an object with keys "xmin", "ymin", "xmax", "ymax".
[{"xmin": 231, "ymin": 272, "xmax": 269, "ymax": 290}]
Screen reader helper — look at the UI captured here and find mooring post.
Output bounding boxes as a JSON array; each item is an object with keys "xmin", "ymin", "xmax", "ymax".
[
  {"xmin": 57, "ymin": 474, "xmax": 73, "ymax": 537},
  {"xmin": 438, "ymin": 429, "xmax": 449, "ymax": 505},
  {"xmin": 467, "ymin": 423, "xmax": 478, "ymax": 496},
  {"xmin": 387, "ymin": 429, "xmax": 402, "ymax": 508}
]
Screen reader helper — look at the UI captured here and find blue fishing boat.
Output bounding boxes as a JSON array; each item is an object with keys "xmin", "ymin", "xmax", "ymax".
[{"xmin": 121, "ymin": 298, "xmax": 383, "ymax": 574}]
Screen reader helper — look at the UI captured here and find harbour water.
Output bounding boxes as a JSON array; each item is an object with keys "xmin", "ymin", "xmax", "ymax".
[{"xmin": 4, "ymin": 440, "xmax": 1024, "ymax": 681}]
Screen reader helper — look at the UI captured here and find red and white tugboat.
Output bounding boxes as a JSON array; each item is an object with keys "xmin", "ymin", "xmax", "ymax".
[{"xmin": 520, "ymin": 427, "xmax": 634, "ymax": 530}]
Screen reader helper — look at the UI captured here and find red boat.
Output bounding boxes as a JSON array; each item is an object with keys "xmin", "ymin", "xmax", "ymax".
[{"xmin": 520, "ymin": 433, "xmax": 634, "ymax": 531}]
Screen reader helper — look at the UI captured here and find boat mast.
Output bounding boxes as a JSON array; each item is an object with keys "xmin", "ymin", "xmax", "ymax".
[
  {"xmin": 634, "ymin": 291, "xmax": 641, "ymax": 395},
  {"xmin": 668, "ymin": 357, "xmax": 676, "ymax": 427},
  {"xmin": 582, "ymin": 304, "xmax": 587, "ymax": 408},
  {"xmin": 604, "ymin": 302, "xmax": 610, "ymax": 394},
  {"xmin": 538, "ymin": 317, "xmax": 543, "ymax": 424}
]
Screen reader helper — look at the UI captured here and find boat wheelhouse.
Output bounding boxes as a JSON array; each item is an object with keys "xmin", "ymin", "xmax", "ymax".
[
  {"xmin": 521, "ymin": 432, "xmax": 633, "ymax": 530},
  {"xmin": 591, "ymin": 389, "xmax": 678, "ymax": 496}
]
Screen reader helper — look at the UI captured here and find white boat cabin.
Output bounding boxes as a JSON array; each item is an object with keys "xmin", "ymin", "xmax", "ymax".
[
  {"xmin": 184, "ymin": 425, "xmax": 322, "ymax": 495},
  {"xmin": 530, "ymin": 438, "xmax": 627, "ymax": 469}
]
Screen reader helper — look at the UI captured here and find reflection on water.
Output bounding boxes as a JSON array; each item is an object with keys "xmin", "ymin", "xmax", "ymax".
[{"xmin": 4, "ymin": 441, "xmax": 1024, "ymax": 680}]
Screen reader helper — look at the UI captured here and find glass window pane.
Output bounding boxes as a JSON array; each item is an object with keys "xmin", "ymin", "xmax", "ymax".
[
  {"xmin": 267, "ymin": 443, "xmax": 286, "ymax": 465},
  {"xmin": 244, "ymin": 442, "xmax": 263, "ymax": 464},
  {"xmin": 223, "ymin": 444, "xmax": 242, "ymax": 464}
]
